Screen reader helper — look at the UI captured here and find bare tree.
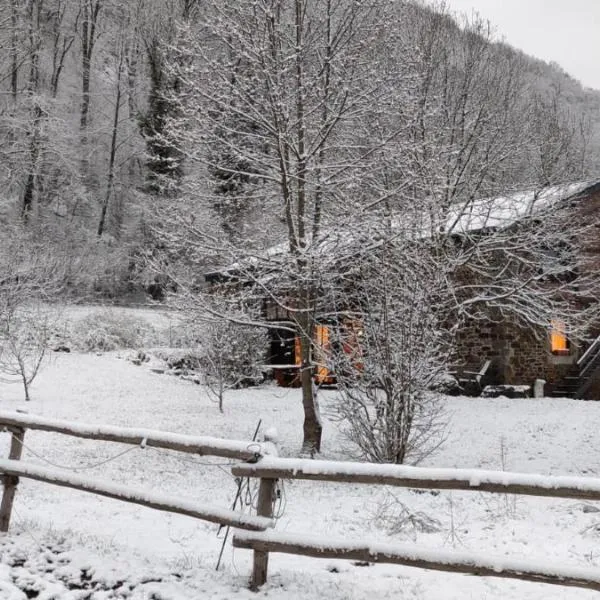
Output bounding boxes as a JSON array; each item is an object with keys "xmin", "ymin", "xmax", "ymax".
[
  {"xmin": 9, "ymin": 0, "xmax": 20, "ymax": 101},
  {"xmin": 79, "ymin": 0, "xmax": 102, "ymax": 134},
  {"xmin": 199, "ymin": 316, "xmax": 268, "ymax": 413},
  {"xmin": 0, "ymin": 228, "xmax": 67, "ymax": 401},
  {"xmin": 0, "ymin": 303, "xmax": 54, "ymax": 402},
  {"xmin": 49, "ymin": 0, "xmax": 79, "ymax": 98},
  {"xmin": 399, "ymin": 5, "xmax": 530, "ymax": 216},
  {"xmin": 331, "ymin": 238, "xmax": 449, "ymax": 464},
  {"xmin": 526, "ymin": 84, "xmax": 592, "ymax": 187},
  {"xmin": 97, "ymin": 28, "xmax": 126, "ymax": 236},
  {"xmin": 162, "ymin": 0, "xmax": 410, "ymax": 454}
]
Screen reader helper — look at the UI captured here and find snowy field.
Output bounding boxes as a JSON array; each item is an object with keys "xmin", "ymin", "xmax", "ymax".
[{"xmin": 0, "ymin": 328, "xmax": 600, "ymax": 598}]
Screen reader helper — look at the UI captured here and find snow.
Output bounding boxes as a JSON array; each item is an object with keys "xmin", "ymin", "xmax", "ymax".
[
  {"xmin": 233, "ymin": 455, "xmax": 600, "ymax": 497},
  {"xmin": 0, "ymin": 350, "xmax": 600, "ymax": 598},
  {"xmin": 0, "ymin": 457, "xmax": 273, "ymax": 531},
  {"xmin": 0, "ymin": 409, "xmax": 271, "ymax": 460}
]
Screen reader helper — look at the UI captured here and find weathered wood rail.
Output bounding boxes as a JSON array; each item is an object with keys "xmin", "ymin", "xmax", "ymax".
[
  {"xmin": 0, "ymin": 411, "xmax": 272, "ymax": 534},
  {"xmin": 234, "ymin": 530, "xmax": 600, "ymax": 592},
  {"xmin": 0, "ymin": 410, "xmax": 266, "ymax": 460},
  {"xmin": 231, "ymin": 455, "xmax": 600, "ymax": 592},
  {"xmin": 232, "ymin": 456, "xmax": 600, "ymax": 500},
  {"xmin": 0, "ymin": 458, "xmax": 271, "ymax": 531}
]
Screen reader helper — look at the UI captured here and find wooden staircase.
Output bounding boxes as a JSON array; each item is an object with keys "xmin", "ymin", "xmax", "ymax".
[
  {"xmin": 551, "ymin": 336, "xmax": 600, "ymax": 399},
  {"xmin": 575, "ymin": 336, "xmax": 600, "ymax": 399}
]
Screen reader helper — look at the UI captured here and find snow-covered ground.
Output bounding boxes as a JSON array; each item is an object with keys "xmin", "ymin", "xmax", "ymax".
[{"xmin": 1, "ymin": 346, "xmax": 600, "ymax": 598}]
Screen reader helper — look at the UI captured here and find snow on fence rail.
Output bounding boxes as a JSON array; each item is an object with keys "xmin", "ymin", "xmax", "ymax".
[
  {"xmin": 0, "ymin": 458, "xmax": 272, "ymax": 531},
  {"xmin": 231, "ymin": 455, "xmax": 600, "ymax": 591},
  {"xmin": 233, "ymin": 530, "xmax": 600, "ymax": 593},
  {"xmin": 0, "ymin": 411, "xmax": 273, "ymax": 535},
  {"xmin": 0, "ymin": 410, "xmax": 267, "ymax": 460},
  {"xmin": 231, "ymin": 456, "xmax": 600, "ymax": 500}
]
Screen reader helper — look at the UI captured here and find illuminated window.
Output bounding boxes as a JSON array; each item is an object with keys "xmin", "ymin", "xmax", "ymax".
[{"xmin": 551, "ymin": 320, "xmax": 570, "ymax": 355}]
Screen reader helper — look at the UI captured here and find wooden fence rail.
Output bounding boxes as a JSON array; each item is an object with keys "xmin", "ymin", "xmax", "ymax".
[
  {"xmin": 232, "ymin": 455, "xmax": 600, "ymax": 591},
  {"xmin": 233, "ymin": 531, "xmax": 600, "ymax": 593},
  {"xmin": 0, "ymin": 410, "xmax": 267, "ymax": 461},
  {"xmin": 232, "ymin": 456, "xmax": 600, "ymax": 500},
  {"xmin": 0, "ymin": 411, "xmax": 273, "ymax": 536},
  {"xmin": 0, "ymin": 458, "xmax": 272, "ymax": 531}
]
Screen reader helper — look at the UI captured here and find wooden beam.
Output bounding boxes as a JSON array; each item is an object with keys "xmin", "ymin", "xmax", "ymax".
[
  {"xmin": 0, "ymin": 411, "xmax": 265, "ymax": 460},
  {"xmin": 233, "ymin": 531, "xmax": 600, "ymax": 592},
  {"xmin": 232, "ymin": 457, "xmax": 600, "ymax": 501},
  {"xmin": 0, "ymin": 458, "xmax": 273, "ymax": 531},
  {"xmin": 251, "ymin": 478, "xmax": 277, "ymax": 589},
  {"xmin": 0, "ymin": 428, "xmax": 24, "ymax": 532}
]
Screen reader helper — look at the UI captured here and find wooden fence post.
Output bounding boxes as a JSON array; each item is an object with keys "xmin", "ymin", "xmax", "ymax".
[
  {"xmin": 251, "ymin": 477, "xmax": 277, "ymax": 590},
  {"xmin": 0, "ymin": 427, "xmax": 25, "ymax": 532}
]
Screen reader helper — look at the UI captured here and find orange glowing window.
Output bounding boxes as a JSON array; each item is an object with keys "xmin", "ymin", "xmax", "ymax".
[
  {"xmin": 313, "ymin": 325, "xmax": 333, "ymax": 385},
  {"xmin": 550, "ymin": 320, "xmax": 569, "ymax": 354},
  {"xmin": 294, "ymin": 336, "xmax": 302, "ymax": 366}
]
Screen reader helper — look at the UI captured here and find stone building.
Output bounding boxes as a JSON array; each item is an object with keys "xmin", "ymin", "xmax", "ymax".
[
  {"xmin": 450, "ymin": 180, "xmax": 600, "ymax": 398},
  {"xmin": 206, "ymin": 180, "xmax": 600, "ymax": 398}
]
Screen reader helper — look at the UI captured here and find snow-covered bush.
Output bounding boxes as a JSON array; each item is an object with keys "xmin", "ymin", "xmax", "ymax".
[
  {"xmin": 72, "ymin": 310, "xmax": 156, "ymax": 352},
  {"xmin": 331, "ymin": 245, "xmax": 449, "ymax": 464},
  {"xmin": 147, "ymin": 348, "xmax": 203, "ymax": 371},
  {"xmin": 198, "ymin": 320, "xmax": 268, "ymax": 412}
]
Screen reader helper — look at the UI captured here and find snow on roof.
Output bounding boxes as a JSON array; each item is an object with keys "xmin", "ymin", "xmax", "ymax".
[
  {"xmin": 446, "ymin": 180, "xmax": 600, "ymax": 234},
  {"xmin": 206, "ymin": 180, "xmax": 600, "ymax": 279}
]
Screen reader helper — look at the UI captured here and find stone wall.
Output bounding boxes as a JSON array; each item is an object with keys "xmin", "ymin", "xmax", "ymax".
[
  {"xmin": 451, "ymin": 186, "xmax": 600, "ymax": 395},
  {"xmin": 454, "ymin": 317, "xmax": 578, "ymax": 391}
]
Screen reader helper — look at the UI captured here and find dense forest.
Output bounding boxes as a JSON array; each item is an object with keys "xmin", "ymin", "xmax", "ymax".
[{"xmin": 0, "ymin": 0, "xmax": 598, "ymax": 300}]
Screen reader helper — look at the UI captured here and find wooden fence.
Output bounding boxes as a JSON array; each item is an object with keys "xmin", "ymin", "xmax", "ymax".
[
  {"xmin": 0, "ymin": 410, "xmax": 273, "ymax": 534},
  {"xmin": 4, "ymin": 411, "xmax": 600, "ymax": 594},
  {"xmin": 231, "ymin": 456, "xmax": 600, "ymax": 592}
]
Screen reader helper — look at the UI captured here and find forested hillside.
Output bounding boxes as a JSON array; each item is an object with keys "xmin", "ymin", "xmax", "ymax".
[{"xmin": 0, "ymin": 0, "xmax": 598, "ymax": 299}]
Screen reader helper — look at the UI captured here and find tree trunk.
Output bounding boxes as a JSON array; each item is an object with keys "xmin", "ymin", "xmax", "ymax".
[
  {"xmin": 98, "ymin": 43, "xmax": 123, "ymax": 237},
  {"xmin": 10, "ymin": 0, "xmax": 19, "ymax": 101},
  {"xmin": 18, "ymin": 356, "xmax": 31, "ymax": 401},
  {"xmin": 80, "ymin": 0, "xmax": 101, "ymax": 173},
  {"xmin": 292, "ymin": 0, "xmax": 321, "ymax": 455},
  {"xmin": 50, "ymin": 1, "xmax": 75, "ymax": 98},
  {"xmin": 22, "ymin": 380, "xmax": 31, "ymax": 402},
  {"xmin": 80, "ymin": 2, "xmax": 92, "ymax": 132},
  {"xmin": 22, "ymin": 102, "xmax": 42, "ymax": 221},
  {"xmin": 298, "ymin": 313, "xmax": 322, "ymax": 455}
]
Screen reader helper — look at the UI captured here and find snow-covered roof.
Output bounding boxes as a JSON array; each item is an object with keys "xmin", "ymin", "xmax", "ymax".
[
  {"xmin": 206, "ymin": 180, "xmax": 600, "ymax": 280},
  {"xmin": 445, "ymin": 180, "xmax": 600, "ymax": 235}
]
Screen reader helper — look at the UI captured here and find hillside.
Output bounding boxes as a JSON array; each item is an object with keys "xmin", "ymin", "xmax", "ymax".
[{"xmin": 0, "ymin": 0, "xmax": 597, "ymax": 301}]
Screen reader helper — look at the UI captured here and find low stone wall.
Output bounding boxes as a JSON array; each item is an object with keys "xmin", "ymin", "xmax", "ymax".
[{"xmin": 454, "ymin": 317, "xmax": 576, "ymax": 390}]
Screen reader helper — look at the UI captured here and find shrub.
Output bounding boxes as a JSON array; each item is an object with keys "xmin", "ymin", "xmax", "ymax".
[
  {"xmin": 71, "ymin": 310, "xmax": 156, "ymax": 352},
  {"xmin": 198, "ymin": 319, "xmax": 268, "ymax": 412}
]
